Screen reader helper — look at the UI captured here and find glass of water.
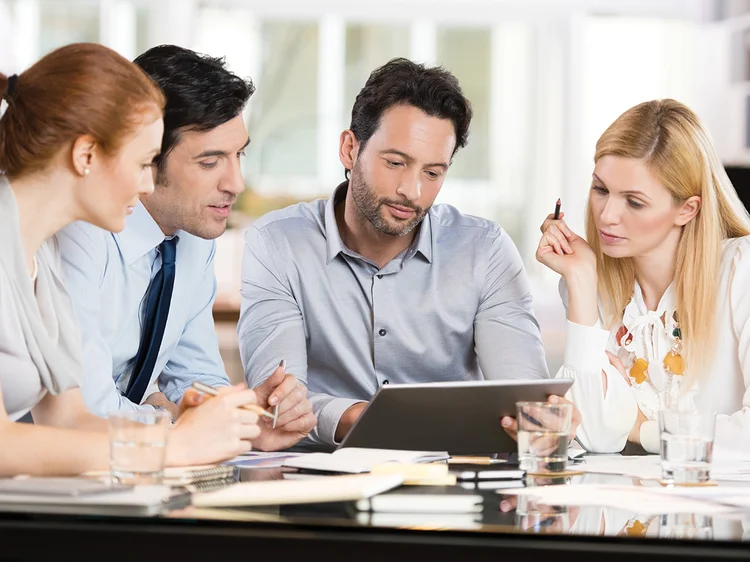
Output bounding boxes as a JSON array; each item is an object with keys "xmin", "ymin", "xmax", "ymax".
[
  {"xmin": 658, "ymin": 409, "xmax": 716, "ymax": 485},
  {"xmin": 109, "ymin": 410, "xmax": 170, "ymax": 485},
  {"xmin": 516, "ymin": 401, "xmax": 573, "ymax": 475}
]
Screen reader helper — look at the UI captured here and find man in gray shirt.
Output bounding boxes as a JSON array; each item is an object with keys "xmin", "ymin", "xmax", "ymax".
[{"xmin": 239, "ymin": 58, "xmax": 550, "ymax": 450}]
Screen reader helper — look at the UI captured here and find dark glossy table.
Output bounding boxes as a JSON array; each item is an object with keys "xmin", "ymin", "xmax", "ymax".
[{"xmin": 1, "ymin": 467, "xmax": 750, "ymax": 561}]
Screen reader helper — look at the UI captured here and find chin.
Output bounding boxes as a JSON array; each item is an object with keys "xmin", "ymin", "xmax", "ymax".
[{"xmin": 600, "ymin": 246, "xmax": 633, "ymax": 259}]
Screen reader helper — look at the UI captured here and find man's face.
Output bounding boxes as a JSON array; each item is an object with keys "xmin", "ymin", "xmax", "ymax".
[
  {"xmin": 143, "ymin": 114, "xmax": 249, "ymax": 239},
  {"xmin": 347, "ymin": 104, "xmax": 456, "ymax": 237}
]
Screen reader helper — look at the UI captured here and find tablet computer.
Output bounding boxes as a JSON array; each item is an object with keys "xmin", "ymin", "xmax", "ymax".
[{"xmin": 339, "ymin": 378, "xmax": 574, "ymax": 455}]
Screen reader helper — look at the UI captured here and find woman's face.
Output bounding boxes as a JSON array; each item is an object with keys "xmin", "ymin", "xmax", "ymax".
[
  {"xmin": 79, "ymin": 113, "xmax": 163, "ymax": 232},
  {"xmin": 589, "ymin": 155, "xmax": 689, "ymax": 259}
]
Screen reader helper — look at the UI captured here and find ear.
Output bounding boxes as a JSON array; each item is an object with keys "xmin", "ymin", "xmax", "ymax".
[
  {"xmin": 70, "ymin": 135, "xmax": 96, "ymax": 177},
  {"xmin": 339, "ymin": 130, "xmax": 359, "ymax": 175},
  {"xmin": 675, "ymin": 195, "xmax": 701, "ymax": 226}
]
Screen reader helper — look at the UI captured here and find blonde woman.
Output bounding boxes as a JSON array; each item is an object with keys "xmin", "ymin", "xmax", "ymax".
[{"xmin": 537, "ymin": 99, "xmax": 750, "ymax": 454}]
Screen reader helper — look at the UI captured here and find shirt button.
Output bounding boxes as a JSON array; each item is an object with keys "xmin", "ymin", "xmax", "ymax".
[
  {"xmin": 378, "ymin": 329, "xmax": 387, "ymax": 337},
  {"xmin": 377, "ymin": 275, "xmax": 383, "ymax": 279},
  {"xmin": 382, "ymin": 379, "xmax": 390, "ymax": 385}
]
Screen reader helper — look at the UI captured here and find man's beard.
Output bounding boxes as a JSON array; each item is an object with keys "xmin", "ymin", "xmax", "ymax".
[{"xmin": 349, "ymin": 163, "xmax": 428, "ymax": 237}]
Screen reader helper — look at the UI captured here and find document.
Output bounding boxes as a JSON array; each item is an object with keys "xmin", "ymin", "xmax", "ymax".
[
  {"xmin": 192, "ymin": 473, "xmax": 404, "ymax": 507},
  {"xmin": 282, "ymin": 448, "xmax": 449, "ymax": 474}
]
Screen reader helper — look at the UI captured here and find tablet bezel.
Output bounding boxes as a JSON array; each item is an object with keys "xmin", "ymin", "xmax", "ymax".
[{"xmin": 339, "ymin": 378, "xmax": 574, "ymax": 455}]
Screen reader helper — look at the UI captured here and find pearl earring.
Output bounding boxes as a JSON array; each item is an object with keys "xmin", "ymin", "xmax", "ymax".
[{"xmin": 83, "ymin": 168, "xmax": 90, "ymax": 176}]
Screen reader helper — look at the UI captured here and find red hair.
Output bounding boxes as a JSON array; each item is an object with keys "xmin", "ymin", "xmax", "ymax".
[{"xmin": 0, "ymin": 43, "xmax": 165, "ymax": 176}]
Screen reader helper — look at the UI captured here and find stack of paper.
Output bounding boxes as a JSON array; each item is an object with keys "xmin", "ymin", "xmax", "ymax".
[
  {"xmin": 192, "ymin": 473, "xmax": 404, "ymax": 507},
  {"xmin": 282, "ymin": 448, "xmax": 449, "ymax": 474}
]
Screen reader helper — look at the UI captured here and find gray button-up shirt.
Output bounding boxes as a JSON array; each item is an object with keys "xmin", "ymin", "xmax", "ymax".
[{"xmin": 239, "ymin": 183, "xmax": 549, "ymax": 449}]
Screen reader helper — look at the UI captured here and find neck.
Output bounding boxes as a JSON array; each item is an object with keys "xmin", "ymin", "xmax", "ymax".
[
  {"xmin": 140, "ymin": 192, "xmax": 177, "ymax": 236},
  {"xmin": 9, "ymin": 173, "xmax": 79, "ymax": 275},
  {"xmin": 337, "ymin": 188, "xmax": 417, "ymax": 269},
  {"xmin": 632, "ymin": 227, "xmax": 682, "ymax": 311}
]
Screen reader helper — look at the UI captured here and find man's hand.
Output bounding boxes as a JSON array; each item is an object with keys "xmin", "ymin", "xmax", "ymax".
[
  {"xmin": 143, "ymin": 392, "xmax": 178, "ymax": 420},
  {"xmin": 334, "ymin": 402, "xmax": 368, "ymax": 443},
  {"xmin": 500, "ymin": 395, "xmax": 581, "ymax": 442},
  {"xmin": 251, "ymin": 361, "xmax": 317, "ymax": 451}
]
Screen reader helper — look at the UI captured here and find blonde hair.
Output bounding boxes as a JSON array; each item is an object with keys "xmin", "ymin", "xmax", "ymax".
[{"xmin": 588, "ymin": 99, "xmax": 750, "ymax": 381}]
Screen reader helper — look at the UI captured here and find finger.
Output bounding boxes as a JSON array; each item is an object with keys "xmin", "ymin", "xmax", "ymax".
[
  {"xmin": 501, "ymin": 416, "xmax": 518, "ymax": 439},
  {"xmin": 548, "ymin": 224, "xmax": 573, "ymax": 253},
  {"xmin": 274, "ymin": 399, "xmax": 312, "ymax": 428},
  {"xmin": 179, "ymin": 388, "xmax": 206, "ymax": 410},
  {"xmin": 499, "ymin": 497, "xmax": 518, "ymax": 512},
  {"xmin": 236, "ymin": 439, "xmax": 253, "ymax": 455},
  {"xmin": 544, "ymin": 232, "xmax": 565, "ymax": 256},
  {"xmin": 223, "ymin": 388, "xmax": 258, "ymax": 408},
  {"xmin": 239, "ymin": 422, "xmax": 262, "ymax": 440},
  {"xmin": 540, "ymin": 214, "xmax": 555, "ymax": 233},
  {"xmin": 268, "ymin": 375, "xmax": 301, "ymax": 408},
  {"xmin": 276, "ymin": 412, "xmax": 317, "ymax": 434},
  {"xmin": 239, "ymin": 410, "xmax": 260, "ymax": 425}
]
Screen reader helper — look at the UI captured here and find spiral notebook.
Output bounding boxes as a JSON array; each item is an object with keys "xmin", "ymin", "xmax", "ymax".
[{"xmin": 163, "ymin": 465, "xmax": 237, "ymax": 485}]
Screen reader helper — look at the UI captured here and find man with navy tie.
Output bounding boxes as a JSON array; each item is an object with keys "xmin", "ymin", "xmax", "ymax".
[{"xmin": 56, "ymin": 45, "xmax": 316, "ymax": 451}]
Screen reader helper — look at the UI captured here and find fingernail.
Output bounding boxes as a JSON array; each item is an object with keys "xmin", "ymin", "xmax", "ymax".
[
  {"xmin": 279, "ymin": 359, "xmax": 286, "ymax": 370},
  {"xmin": 501, "ymin": 417, "xmax": 511, "ymax": 427},
  {"xmin": 549, "ymin": 395, "xmax": 560, "ymax": 403},
  {"xmin": 269, "ymin": 395, "xmax": 278, "ymax": 406}
]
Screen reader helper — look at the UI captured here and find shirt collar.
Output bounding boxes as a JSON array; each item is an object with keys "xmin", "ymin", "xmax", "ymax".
[
  {"xmin": 323, "ymin": 181, "xmax": 433, "ymax": 265},
  {"xmin": 118, "ymin": 201, "xmax": 171, "ymax": 266}
]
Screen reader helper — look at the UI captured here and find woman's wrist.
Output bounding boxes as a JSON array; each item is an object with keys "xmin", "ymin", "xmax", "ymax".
[{"xmin": 565, "ymin": 267, "xmax": 599, "ymax": 326}]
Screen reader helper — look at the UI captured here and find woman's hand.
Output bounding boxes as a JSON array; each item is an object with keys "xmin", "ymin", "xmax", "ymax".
[{"xmin": 536, "ymin": 212, "xmax": 596, "ymax": 279}]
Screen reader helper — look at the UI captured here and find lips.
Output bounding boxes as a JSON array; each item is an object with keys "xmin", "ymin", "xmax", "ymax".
[
  {"xmin": 385, "ymin": 203, "xmax": 416, "ymax": 220},
  {"xmin": 208, "ymin": 203, "xmax": 233, "ymax": 218},
  {"xmin": 599, "ymin": 229, "xmax": 625, "ymax": 244}
]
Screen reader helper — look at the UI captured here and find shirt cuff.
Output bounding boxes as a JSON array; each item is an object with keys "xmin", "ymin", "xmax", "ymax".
[
  {"xmin": 564, "ymin": 319, "xmax": 611, "ymax": 374},
  {"xmin": 317, "ymin": 397, "xmax": 368, "ymax": 446},
  {"xmin": 639, "ymin": 420, "xmax": 660, "ymax": 454}
]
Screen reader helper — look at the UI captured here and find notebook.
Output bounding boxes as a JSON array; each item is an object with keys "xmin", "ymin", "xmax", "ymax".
[
  {"xmin": 448, "ymin": 463, "xmax": 525, "ymax": 481},
  {"xmin": 192, "ymin": 473, "xmax": 404, "ymax": 507},
  {"xmin": 356, "ymin": 485, "xmax": 484, "ymax": 514},
  {"xmin": 0, "ymin": 483, "xmax": 189, "ymax": 516},
  {"xmin": 163, "ymin": 464, "xmax": 237, "ymax": 484},
  {"xmin": 282, "ymin": 448, "xmax": 449, "ymax": 474}
]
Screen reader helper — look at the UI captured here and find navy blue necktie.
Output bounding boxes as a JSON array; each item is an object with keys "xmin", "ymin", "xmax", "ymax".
[{"xmin": 126, "ymin": 237, "xmax": 178, "ymax": 403}]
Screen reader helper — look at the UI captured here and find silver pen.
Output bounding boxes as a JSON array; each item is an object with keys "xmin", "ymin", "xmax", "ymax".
[{"xmin": 273, "ymin": 359, "xmax": 286, "ymax": 429}]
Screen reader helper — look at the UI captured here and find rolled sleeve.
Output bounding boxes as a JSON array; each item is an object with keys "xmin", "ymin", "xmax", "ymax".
[{"xmin": 311, "ymin": 395, "xmax": 367, "ymax": 448}]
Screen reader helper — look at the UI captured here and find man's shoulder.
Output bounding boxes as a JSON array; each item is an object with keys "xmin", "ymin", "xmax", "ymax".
[
  {"xmin": 250, "ymin": 199, "xmax": 327, "ymax": 238},
  {"xmin": 430, "ymin": 203, "xmax": 503, "ymax": 238}
]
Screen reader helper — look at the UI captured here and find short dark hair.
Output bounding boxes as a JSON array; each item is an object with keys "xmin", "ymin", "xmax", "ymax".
[
  {"xmin": 133, "ymin": 45, "xmax": 255, "ymax": 178},
  {"xmin": 349, "ymin": 57, "xmax": 472, "ymax": 159}
]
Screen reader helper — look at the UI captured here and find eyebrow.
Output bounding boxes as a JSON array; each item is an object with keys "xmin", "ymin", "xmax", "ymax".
[
  {"xmin": 592, "ymin": 173, "xmax": 651, "ymax": 200},
  {"xmin": 381, "ymin": 149, "xmax": 449, "ymax": 171},
  {"xmin": 194, "ymin": 137, "xmax": 251, "ymax": 159}
]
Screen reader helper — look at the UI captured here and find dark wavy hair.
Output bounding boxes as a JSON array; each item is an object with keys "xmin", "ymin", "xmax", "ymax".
[
  {"xmin": 133, "ymin": 44, "xmax": 255, "ymax": 180},
  {"xmin": 349, "ymin": 57, "xmax": 472, "ymax": 166}
]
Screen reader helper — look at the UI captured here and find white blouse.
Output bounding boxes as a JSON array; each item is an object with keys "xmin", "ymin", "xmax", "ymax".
[{"xmin": 558, "ymin": 236, "xmax": 750, "ymax": 455}]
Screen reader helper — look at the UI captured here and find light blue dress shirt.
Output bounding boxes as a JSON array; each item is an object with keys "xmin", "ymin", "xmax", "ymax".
[
  {"xmin": 239, "ymin": 183, "xmax": 549, "ymax": 449},
  {"xmin": 55, "ymin": 202, "xmax": 230, "ymax": 416}
]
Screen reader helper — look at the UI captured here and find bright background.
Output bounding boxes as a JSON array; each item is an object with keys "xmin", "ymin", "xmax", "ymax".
[{"xmin": 3, "ymin": 0, "xmax": 750, "ymax": 382}]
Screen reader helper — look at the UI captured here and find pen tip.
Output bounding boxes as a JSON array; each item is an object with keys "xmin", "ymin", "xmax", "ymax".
[{"xmin": 556, "ymin": 198, "xmax": 561, "ymax": 206}]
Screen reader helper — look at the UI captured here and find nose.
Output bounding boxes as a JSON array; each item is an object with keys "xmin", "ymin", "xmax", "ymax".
[
  {"xmin": 395, "ymin": 169, "xmax": 422, "ymax": 203},
  {"xmin": 140, "ymin": 168, "xmax": 156, "ymax": 196},
  {"xmin": 222, "ymin": 156, "xmax": 246, "ymax": 196},
  {"xmin": 598, "ymin": 196, "xmax": 621, "ymax": 225}
]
